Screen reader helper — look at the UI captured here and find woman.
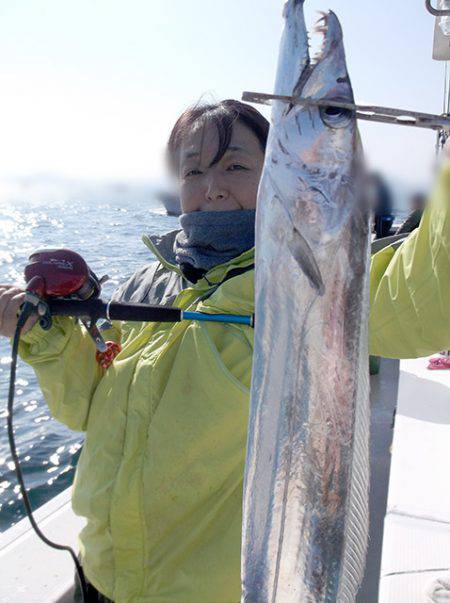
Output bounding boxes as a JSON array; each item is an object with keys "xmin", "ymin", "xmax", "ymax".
[
  {"xmin": 2, "ymin": 99, "xmax": 450, "ymax": 602},
  {"xmin": 1, "ymin": 100, "xmax": 267, "ymax": 603}
]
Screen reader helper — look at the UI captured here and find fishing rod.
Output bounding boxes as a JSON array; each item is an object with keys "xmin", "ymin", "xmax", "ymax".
[
  {"xmin": 6, "ymin": 248, "xmax": 253, "ymax": 602},
  {"xmin": 42, "ymin": 298, "xmax": 254, "ymax": 328}
]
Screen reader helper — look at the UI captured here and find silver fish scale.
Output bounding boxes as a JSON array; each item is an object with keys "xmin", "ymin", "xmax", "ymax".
[{"xmin": 241, "ymin": 2, "xmax": 370, "ymax": 602}]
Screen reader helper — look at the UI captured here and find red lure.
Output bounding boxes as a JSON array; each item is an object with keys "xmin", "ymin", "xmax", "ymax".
[{"xmin": 96, "ymin": 341, "xmax": 122, "ymax": 369}]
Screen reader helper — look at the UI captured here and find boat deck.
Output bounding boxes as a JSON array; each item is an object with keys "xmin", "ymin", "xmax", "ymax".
[
  {"xmin": 0, "ymin": 488, "xmax": 84, "ymax": 602},
  {"xmin": 379, "ymin": 356, "xmax": 450, "ymax": 602}
]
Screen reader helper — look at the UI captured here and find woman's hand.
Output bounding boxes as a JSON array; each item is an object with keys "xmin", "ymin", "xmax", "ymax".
[{"xmin": 0, "ymin": 286, "xmax": 39, "ymax": 338}]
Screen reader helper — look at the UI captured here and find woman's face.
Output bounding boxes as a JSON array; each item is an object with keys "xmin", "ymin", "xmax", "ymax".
[{"xmin": 177, "ymin": 120, "xmax": 265, "ymax": 213}]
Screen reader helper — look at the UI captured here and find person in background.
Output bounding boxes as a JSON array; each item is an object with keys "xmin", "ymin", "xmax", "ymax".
[
  {"xmin": 367, "ymin": 172, "xmax": 395, "ymax": 239},
  {"xmin": 395, "ymin": 191, "xmax": 426, "ymax": 235},
  {"xmin": 1, "ymin": 101, "xmax": 450, "ymax": 601}
]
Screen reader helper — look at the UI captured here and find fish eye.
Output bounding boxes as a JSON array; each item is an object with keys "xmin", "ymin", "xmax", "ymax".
[
  {"xmin": 319, "ymin": 103, "xmax": 354, "ymax": 129},
  {"xmin": 324, "ymin": 106, "xmax": 344, "ymax": 116}
]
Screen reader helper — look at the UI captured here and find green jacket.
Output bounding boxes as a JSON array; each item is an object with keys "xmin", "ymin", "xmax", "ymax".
[{"xmin": 18, "ymin": 164, "xmax": 450, "ymax": 601}]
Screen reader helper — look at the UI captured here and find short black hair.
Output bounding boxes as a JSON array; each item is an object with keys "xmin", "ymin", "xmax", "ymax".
[{"xmin": 167, "ymin": 99, "xmax": 270, "ymax": 173}]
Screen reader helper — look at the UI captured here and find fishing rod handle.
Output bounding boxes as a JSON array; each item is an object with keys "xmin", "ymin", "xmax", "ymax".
[{"xmin": 47, "ymin": 299, "xmax": 182, "ymax": 323}]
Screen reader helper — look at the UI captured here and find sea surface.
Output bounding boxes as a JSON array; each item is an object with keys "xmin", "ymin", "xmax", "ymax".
[{"xmin": 0, "ymin": 197, "xmax": 178, "ymax": 532}]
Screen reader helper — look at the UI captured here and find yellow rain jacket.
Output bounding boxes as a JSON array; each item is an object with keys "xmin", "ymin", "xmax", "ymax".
[{"xmin": 18, "ymin": 163, "xmax": 450, "ymax": 601}]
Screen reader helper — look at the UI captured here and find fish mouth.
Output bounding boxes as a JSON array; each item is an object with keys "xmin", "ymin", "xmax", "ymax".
[
  {"xmin": 291, "ymin": 10, "xmax": 345, "ymax": 99},
  {"xmin": 278, "ymin": 6, "xmax": 355, "ymax": 130}
]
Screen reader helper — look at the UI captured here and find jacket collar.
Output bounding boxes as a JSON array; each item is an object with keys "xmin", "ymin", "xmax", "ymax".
[
  {"xmin": 142, "ymin": 230, "xmax": 254, "ymax": 285},
  {"xmin": 142, "ymin": 230, "xmax": 181, "ymax": 273}
]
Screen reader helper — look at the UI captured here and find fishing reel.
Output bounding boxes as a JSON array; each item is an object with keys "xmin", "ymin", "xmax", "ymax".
[
  {"xmin": 24, "ymin": 248, "xmax": 113, "ymax": 359},
  {"xmin": 25, "ymin": 248, "xmax": 104, "ymax": 302}
]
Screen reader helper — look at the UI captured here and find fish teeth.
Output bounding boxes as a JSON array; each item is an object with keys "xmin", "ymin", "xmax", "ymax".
[{"xmin": 311, "ymin": 11, "xmax": 333, "ymax": 65}]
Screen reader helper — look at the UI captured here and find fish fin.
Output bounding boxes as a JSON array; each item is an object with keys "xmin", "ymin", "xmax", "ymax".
[{"xmin": 288, "ymin": 227, "xmax": 325, "ymax": 295}]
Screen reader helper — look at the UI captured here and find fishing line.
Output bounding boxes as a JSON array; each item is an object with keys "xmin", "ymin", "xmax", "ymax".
[{"xmin": 6, "ymin": 302, "xmax": 88, "ymax": 603}]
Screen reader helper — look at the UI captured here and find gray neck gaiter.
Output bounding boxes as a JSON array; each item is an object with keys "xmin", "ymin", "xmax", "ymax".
[{"xmin": 174, "ymin": 209, "xmax": 256, "ymax": 280}]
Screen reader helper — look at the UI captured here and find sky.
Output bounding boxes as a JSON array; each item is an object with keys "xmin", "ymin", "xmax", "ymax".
[{"xmin": 0, "ymin": 0, "xmax": 446, "ymax": 190}]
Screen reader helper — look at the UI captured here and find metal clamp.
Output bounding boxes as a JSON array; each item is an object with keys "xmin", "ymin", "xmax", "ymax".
[{"xmin": 426, "ymin": 0, "xmax": 450, "ymax": 16}]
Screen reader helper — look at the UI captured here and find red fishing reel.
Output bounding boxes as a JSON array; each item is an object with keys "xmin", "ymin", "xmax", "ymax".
[
  {"xmin": 25, "ymin": 248, "xmax": 102, "ymax": 300},
  {"xmin": 23, "ymin": 248, "xmax": 120, "ymax": 368}
]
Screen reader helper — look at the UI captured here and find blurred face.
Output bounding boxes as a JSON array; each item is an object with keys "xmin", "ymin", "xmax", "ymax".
[{"xmin": 177, "ymin": 120, "xmax": 265, "ymax": 213}]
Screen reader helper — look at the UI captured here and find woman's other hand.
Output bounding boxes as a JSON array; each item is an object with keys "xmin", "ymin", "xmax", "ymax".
[{"xmin": 0, "ymin": 286, "xmax": 39, "ymax": 338}]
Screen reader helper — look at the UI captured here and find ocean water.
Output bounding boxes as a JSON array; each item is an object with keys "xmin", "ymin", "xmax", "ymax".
[{"xmin": 0, "ymin": 197, "xmax": 178, "ymax": 532}]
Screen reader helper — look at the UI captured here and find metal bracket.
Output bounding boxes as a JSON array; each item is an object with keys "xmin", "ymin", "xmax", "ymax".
[
  {"xmin": 242, "ymin": 91, "xmax": 450, "ymax": 131},
  {"xmin": 80, "ymin": 318, "xmax": 107, "ymax": 352},
  {"xmin": 426, "ymin": 0, "xmax": 450, "ymax": 16}
]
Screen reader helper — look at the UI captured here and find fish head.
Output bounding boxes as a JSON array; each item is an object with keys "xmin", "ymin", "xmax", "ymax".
[{"xmin": 270, "ymin": 5, "xmax": 364, "ymax": 247}]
